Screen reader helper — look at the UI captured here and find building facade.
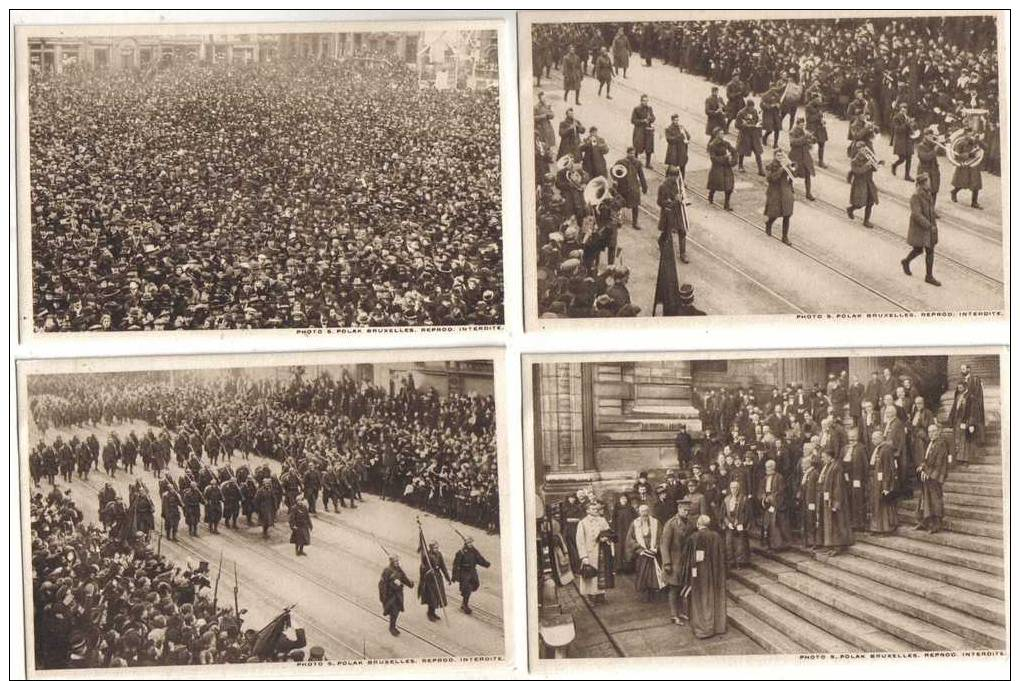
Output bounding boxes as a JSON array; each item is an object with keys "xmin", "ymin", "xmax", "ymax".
[{"xmin": 532, "ymin": 355, "xmax": 987, "ymax": 493}]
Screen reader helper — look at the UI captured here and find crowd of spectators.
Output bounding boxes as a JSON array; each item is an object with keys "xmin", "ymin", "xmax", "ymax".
[
  {"xmin": 29, "ymin": 54, "xmax": 503, "ymax": 331},
  {"xmin": 29, "ymin": 489, "xmax": 308, "ymax": 668},
  {"xmin": 534, "ymin": 16, "xmax": 1001, "ymax": 172}
]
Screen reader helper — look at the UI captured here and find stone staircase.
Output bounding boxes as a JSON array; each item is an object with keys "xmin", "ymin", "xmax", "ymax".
[{"xmin": 727, "ymin": 374, "xmax": 1006, "ymax": 653}]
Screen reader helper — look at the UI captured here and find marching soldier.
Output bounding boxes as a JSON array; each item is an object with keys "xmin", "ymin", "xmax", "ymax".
[
  {"xmin": 706, "ymin": 129, "xmax": 736, "ymax": 211},
  {"xmin": 255, "ymin": 478, "xmax": 277, "ymax": 537},
  {"xmin": 664, "ymin": 114, "xmax": 690, "ymax": 180},
  {"xmin": 658, "ymin": 165, "xmax": 689, "ymax": 263},
  {"xmin": 846, "ymin": 141, "xmax": 879, "ymax": 228},
  {"xmin": 613, "ymin": 147, "xmax": 647, "ymax": 230},
  {"xmin": 611, "ymin": 27, "xmax": 630, "ymax": 78},
  {"xmin": 724, "ymin": 69, "xmax": 748, "ymax": 133},
  {"xmin": 418, "ymin": 541, "xmax": 452, "ymax": 622},
  {"xmin": 220, "ymin": 474, "xmax": 241, "ymax": 529},
  {"xmin": 900, "ymin": 173, "xmax": 941, "ymax": 286},
  {"xmin": 787, "ymin": 118, "xmax": 817, "ymax": 201},
  {"xmin": 890, "ymin": 103, "xmax": 916, "ymax": 181},
  {"xmin": 303, "ymin": 463, "xmax": 322, "ymax": 514},
  {"xmin": 557, "ymin": 108, "xmax": 585, "ymax": 162},
  {"xmin": 288, "ymin": 499, "xmax": 313, "ymax": 556},
  {"xmin": 949, "ymin": 129, "xmax": 986, "ymax": 209},
  {"xmin": 804, "ymin": 92, "xmax": 828, "ymax": 168},
  {"xmin": 452, "ymin": 536, "xmax": 491, "ymax": 615},
  {"xmin": 379, "ymin": 555, "xmax": 414, "ymax": 637},
  {"xmin": 735, "ymin": 99, "xmax": 765, "ymax": 176},
  {"xmin": 594, "ymin": 46, "xmax": 613, "ymax": 99},
  {"xmin": 916, "ymin": 128, "xmax": 942, "ymax": 204},
  {"xmin": 760, "ymin": 83, "xmax": 783, "ymax": 148},
  {"xmin": 580, "ymin": 127, "xmax": 609, "ymax": 180},
  {"xmin": 631, "ymin": 94, "xmax": 656, "ymax": 168},
  {"xmin": 182, "ymin": 482, "xmax": 204, "ymax": 537},
  {"xmin": 203, "ymin": 479, "xmax": 223, "ymax": 534},
  {"xmin": 764, "ymin": 149, "xmax": 795, "ymax": 245},
  {"xmin": 704, "ymin": 86, "xmax": 727, "ymax": 139},
  {"xmin": 161, "ymin": 482, "xmax": 181, "ymax": 541},
  {"xmin": 562, "ymin": 44, "xmax": 583, "ymax": 105}
]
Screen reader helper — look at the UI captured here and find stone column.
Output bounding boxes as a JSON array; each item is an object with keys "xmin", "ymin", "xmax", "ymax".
[
  {"xmin": 536, "ymin": 363, "xmax": 589, "ymax": 476},
  {"xmin": 53, "ymin": 44, "xmax": 63, "ymax": 74}
]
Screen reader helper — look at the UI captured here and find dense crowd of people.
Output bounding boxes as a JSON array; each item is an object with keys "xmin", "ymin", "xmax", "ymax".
[
  {"xmin": 29, "ymin": 368, "xmax": 499, "ymax": 533},
  {"xmin": 30, "ymin": 55, "xmax": 503, "ymax": 331},
  {"xmin": 532, "ymin": 16, "xmax": 1001, "ymax": 172},
  {"xmin": 543, "ymin": 363, "xmax": 986, "ymax": 636},
  {"xmin": 29, "ymin": 489, "xmax": 311, "ymax": 669}
]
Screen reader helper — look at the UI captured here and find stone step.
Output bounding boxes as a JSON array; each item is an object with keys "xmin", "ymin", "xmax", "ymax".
[
  {"xmin": 769, "ymin": 559, "xmax": 981, "ymax": 652},
  {"xmin": 788, "ymin": 554, "xmax": 1006, "ymax": 648},
  {"xmin": 946, "ymin": 470, "xmax": 1003, "ymax": 485},
  {"xmin": 735, "ymin": 563, "xmax": 915, "ymax": 653},
  {"xmin": 727, "ymin": 598, "xmax": 806, "ymax": 654},
  {"xmin": 846, "ymin": 542, "xmax": 1004, "ymax": 599},
  {"xmin": 953, "ymin": 463, "xmax": 1003, "ymax": 476},
  {"xmin": 727, "ymin": 580, "xmax": 855, "ymax": 653},
  {"xmin": 857, "ymin": 532, "xmax": 1004, "ymax": 576},
  {"xmin": 942, "ymin": 481, "xmax": 1002, "ymax": 498},
  {"xmin": 900, "ymin": 498, "xmax": 1002, "ymax": 524},
  {"xmin": 814, "ymin": 553, "xmax": 1005, "ymax": 625},
  {"xmin": 884, "ymin": 525, "xmax": 1002, "ymax": 557},
  {"xmin": 896, "ymin": 511, "xmax": 1002, "ymax": 539},
  {"xmin": 942, "ymin": 492, "xmax": 1000, "ymax": 510}
]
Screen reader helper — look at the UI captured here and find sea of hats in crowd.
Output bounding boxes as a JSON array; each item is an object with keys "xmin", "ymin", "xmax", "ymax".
[
  {"xmin": 29, "ymin": 55, "xmax": 503, "ymax": 331},
  {"xmin": 29, "ymin": 369, "xmax": 499, "ymax": 531},
  {"xmin": 29, "ymin": 490, "xmax": 308, "ymax": 668}
]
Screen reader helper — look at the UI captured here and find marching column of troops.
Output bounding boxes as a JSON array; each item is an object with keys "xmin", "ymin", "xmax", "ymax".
[
  {"xmin": 545, "ymin": 363, "xmax": 984, "ymax": 639},
  {"xmin": 533, "ymin": 19, "xmax": 996, "ymax": 317}
]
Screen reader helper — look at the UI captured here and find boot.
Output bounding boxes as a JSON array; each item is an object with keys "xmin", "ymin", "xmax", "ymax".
[
  {"xmin": 901, "ymin": 258, "xmax": 912, "ymax": 276},
  {"xmin": 925, "ymin": 275, "xmax": 942, "ymax": 287},
  {"xmin": 781, "ymin": 222, "xmax": 791, "ymax": 245}
]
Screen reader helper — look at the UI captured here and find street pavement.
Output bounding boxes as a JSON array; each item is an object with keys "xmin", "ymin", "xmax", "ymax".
[
  {"xmin": 534, "ymin": 60, "xmax": 1004, "ymax": 316},
  {"xmin": 24, "ymin": 419, "xmax": 505, "ymax": 662}
]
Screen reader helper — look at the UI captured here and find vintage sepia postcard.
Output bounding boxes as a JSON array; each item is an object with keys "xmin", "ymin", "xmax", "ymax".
[
  {"xmin": 16, "ymin": 347, "xmax": 512, "ymax": 677},
  {"xmin": 14, "ymin": 17, "xmax": 509, "ymax": 340},
  {"xmin": 523, "ymin": 348, "xmax": 1008, "ymax": 669},
  {"xmin": 519, "ymin": 10, "xmax": 1009, "ymax": 330}
]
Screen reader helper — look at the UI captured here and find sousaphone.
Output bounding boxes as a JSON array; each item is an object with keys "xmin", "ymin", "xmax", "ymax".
[{"xmin": 583, "ymin": 176, "xmax": 612, "ymax": 207}]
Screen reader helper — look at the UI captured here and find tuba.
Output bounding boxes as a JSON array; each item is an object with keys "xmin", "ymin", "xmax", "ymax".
[
  {"xmin": 583, "ymin": 176, "xmax": 612, "ymax": 207},
  {"xmin": 947, "ymin": 129, "xmax": 984, "ymax": 168},
  {"xmin": 610, "ymin": 163, "xmax": 628, "ymax": 180},
  {"xmin": 555, "ymin": 155, "xmax": 574, "ymax": 172}
]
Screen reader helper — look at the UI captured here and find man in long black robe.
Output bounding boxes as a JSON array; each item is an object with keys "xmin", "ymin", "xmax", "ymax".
[
  {"xmin": 687, "ymin": 514, "xmax": 727, "ymax": 639},
  {"xmin": 914, "ymin": 424, "xmax": 950, "ymax": 533}
]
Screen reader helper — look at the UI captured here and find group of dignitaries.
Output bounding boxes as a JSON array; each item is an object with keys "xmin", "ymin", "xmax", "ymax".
[
  {"xmin": 30, "ymin": 52, "xmax": 503, "ymax": 332},
  {"xmin": 550, "ymin": 362, "xmax": 986, "ymax": 638},
  {"xmin": 30, "ymin": 488, "xmax": 315, "ymax": 669},
  {"xmin": 532, "ymin": 16, "xmax": 996, "ymax": 309}
]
